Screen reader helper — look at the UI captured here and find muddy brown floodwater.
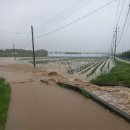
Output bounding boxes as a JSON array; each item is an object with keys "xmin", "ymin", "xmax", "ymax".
[
  {"xmin": 0, "ymin": 58, "xmax": 129, "ymax": 130},
  {"xmin": 6, "ymin": 83, "xmax": 130, "ymax": 130}
]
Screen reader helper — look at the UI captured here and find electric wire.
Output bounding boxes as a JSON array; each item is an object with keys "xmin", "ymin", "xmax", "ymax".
[
  {"xmin": 116, "ymin": 0, "xmax": 127, "ymax": 26},
  {"xmin": 35, "ymin": 0, "xmax": 116, "ymax": 40},
  {"xmin": 20, "ymin": 40, "xmax": 32, "ymax": 49},
  {"xmin": 34, "ymin": 0, "xmax": 85, "ymax": 29},
  {"xmin": 34, "ymin": 0, "xmax": 91, "ymax": 31},
  {"xmin": 121, "ymin": 23, "xmax": 130, "ymax": 52},
  {"xmin": 117, "ymin": 4, "xmax": 130, "ymax": 46},
  {"xmin": 34, "ymin": 0, "xmax": 91, "ymax": 33},
  {"xmin": 0, "ymin": 30, "xmax": 26, "ymax": 35},
  {"xmin": 114, "ymin": 0, "xmax": 121, "ymax": 27}
]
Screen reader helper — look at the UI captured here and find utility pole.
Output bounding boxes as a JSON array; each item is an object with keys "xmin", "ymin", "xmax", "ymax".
[
  {"xmin": 110, "ymin": 33, "xmax": 115, "ymax": 58},
  {"xmin": 113, "ymin": 26, "xmax": 119, "ymax": 60},
  {"xmin": 31, "ymin": 25, "xmax": 36, "ymax": 68},
  {"xmin": 13, "ymin": 44, "xmax": 16, "ymax": 60}
]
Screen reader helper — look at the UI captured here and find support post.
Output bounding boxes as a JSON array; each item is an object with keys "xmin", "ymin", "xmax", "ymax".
[
  {"xmin": 31, "ymin": 25, "xmax": 36, "ymax": 68},
  {"xmin": 13, "ymin": 44, "xmax": 16, "ymax": 60},
  {"xmin": 114, "ymin": 26, "xmax": 118, "ymax": 60}
]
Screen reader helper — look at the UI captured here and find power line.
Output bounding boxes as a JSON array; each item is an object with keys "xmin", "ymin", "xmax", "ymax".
[
  {"xmin": 120, "ymin": 0, "xmax": 130, "ymax": 23},
  {"xmin": 109, "ymin": 0, "xmax": 120, "ymax": 58},
  {"xmin": 109, "ymin": 0, "xmax": 129, "ymax": 57},
  {"xmin": 121, "ymin": 22, "xmax": 130, "ymax": 52},
  {"xmin": 116, "ymin": 0, "xmax": 127, "ymax": 26},
  {"xmin": 117, "ymin": 4, "xmax": 130, "ymax": 46},
  {"xmin": 34, "ymin": 0, "xmax": 91, "ymax": 33},
  {"xmin": 15, "ymin": 33, "xmax": 30, "ymax": 46},
  {"xmin": 117, "ymin": 21, "xmax": 130, "ymax": 47},
  {"xmin": 0, "ymin": 30, "xmax": 26, "ymax": 35},
  {"xmin": 34, "ymin": 0, "xmax": 91, "ymax": 31},
  {"xmin": 1, "ymin": 0, "xmax": 91, "ymax": 50},
  {"xmin": 0, "ymin": 28, "xmax": 31, "ymax": 50},
  {"xmin": 34, "ymin": 0, "xmax": 89, "ymax": 30},
  {"xmin": 19, "ymin": 40, "xmax": 31, "ymax": 49},
  {"xmin": 34, "ymin": 0, "xmax": 84, "ymax": 29},
  {"xmin": 114, "ymin": 0, "xmax": 121, "ymax": 27},
  {"xmin": 35, "ymin": 0, "xmax": 116, "ymax": 40},
  {"xmin": 0, "ymin": 26, "xmax": 30, "ymax": 35}
]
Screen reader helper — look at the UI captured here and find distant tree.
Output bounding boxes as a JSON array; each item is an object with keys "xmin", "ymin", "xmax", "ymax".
[
  {"xmin": 118, "ymin": 50, "xmax": 130, "ymax": 59},
  {"xmin": 35, "ymin": 49, "xmax": 48, "ymax": 57},
  {"xmin": 0, "ymin": 49, "xmax": 48, "ymax": 57},
  {"xmin": 65, "ymin": 52, "xmax": 82, "ymax": 54}
]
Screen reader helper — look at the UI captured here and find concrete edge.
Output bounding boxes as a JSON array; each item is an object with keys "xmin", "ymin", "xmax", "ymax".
[{"xmin": 57, "ymin": 82, "xmax": 130, "ymax": 122}]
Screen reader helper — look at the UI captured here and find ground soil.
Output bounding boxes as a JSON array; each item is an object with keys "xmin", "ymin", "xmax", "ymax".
[{"xmin": 0, "ymin": 58, "xmax": 130, "ymax": 130}]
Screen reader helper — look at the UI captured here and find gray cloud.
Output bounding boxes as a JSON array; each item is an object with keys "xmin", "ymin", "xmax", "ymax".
[{"xmin": 0, "ymin": 0, "xmax": 130, "ymax": 53}]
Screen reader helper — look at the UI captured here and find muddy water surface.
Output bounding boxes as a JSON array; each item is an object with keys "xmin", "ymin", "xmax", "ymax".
[
  {"xmin": 6, "ymin": 83, "xmax": 130, "ymax": 130},
  {"xmin": 0, "ymin": 58, "xmax": 129, "ymax": 130}
]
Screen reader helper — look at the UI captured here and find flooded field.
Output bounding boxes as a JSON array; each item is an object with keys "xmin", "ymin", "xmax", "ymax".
[
  {"xmin": 0, "ymin": 58, "xmax": 129, "ymax": 130},
  {"xmin": 19, "ymin": 56, "xmax": 115, "ymax": 82}
]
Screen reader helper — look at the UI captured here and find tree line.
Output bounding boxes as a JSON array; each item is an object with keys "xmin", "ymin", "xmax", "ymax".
[
  {"xmin": 118, "ymin": 50, "xmax": 130, "ymax": 59},
  {"xmin": 0, "ymin": 49, "xmax": 48, "ymax": 57}
]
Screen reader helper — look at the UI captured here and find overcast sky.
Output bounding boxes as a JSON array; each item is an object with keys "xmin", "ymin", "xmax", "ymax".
[{"xmin": 0, "ymin": 0, "xmax": 130, "ymax": 53}]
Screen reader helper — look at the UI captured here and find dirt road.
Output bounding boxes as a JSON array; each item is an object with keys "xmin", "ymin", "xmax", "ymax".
[{"xmin": 0, "ymin": 58, "xmax": 130, "ymax": 130}]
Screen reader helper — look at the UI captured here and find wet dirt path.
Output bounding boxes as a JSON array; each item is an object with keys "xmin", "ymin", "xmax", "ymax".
[{"xmin": 0, "ymin": 58, "xmax": 130, "ymax": 130}]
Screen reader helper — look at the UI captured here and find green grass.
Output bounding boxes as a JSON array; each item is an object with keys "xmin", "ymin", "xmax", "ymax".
[
  {"xmin": 0, "ymin": 78, "xmax": 11, "ymax": 130},
  {"xmin": 90, "ymin": 60, "xmax": 130, "ymax": 87}
]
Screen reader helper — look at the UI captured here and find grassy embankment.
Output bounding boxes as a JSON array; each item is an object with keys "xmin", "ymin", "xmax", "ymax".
[
  {"xmin": 0, "ymin": 78, "xmax": 11, "ymax": 130},
  {"xmin": 91, "ymin": 60, "xmax": 130, "ymax": 87}
]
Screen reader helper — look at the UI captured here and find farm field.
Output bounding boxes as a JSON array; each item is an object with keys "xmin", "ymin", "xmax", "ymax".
[
  {"xmin": 91, "ymin": 60, "xmax": 130, "ymax": 86},
  {"xmin": 19, "ymin": 56, "xmax": 115, "ymax": 82}
]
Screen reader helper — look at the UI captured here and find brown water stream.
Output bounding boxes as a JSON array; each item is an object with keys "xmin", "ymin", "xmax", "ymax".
[{"xmin": 6, "ymin": 83, "xmax": 130, "ymax": 130}]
